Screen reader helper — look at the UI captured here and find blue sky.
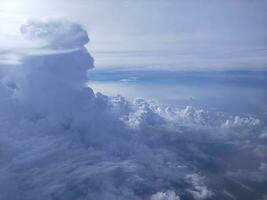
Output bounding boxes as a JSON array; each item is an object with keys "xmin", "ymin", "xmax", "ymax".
[{"xmin": 1, "ymin": 0, "xmax": 267, "ymax": 70}]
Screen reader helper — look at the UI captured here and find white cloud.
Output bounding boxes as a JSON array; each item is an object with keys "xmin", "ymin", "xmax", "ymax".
[
  {"xmin": 108, "ymin": 97, "xmax": 261, "ymax": 130},
  {"xmin": 185, "ymin": 174, "xmax": 213, "ymax": 200},
  {"xmin": 20, "ymin": 18, "xmax": 89, "ymax": 49},
  {"xmin": 0, "ymin": 53, "xmax": 21, "ymax": 65},
  {"xmin": 259, "ymin": 131, "xmax": 267, "ymax": 140},
  {"xmin": 222, "ymin": 115, "xmax": 260, "ymax": 129},
  {"xmin": 150, "ymin": 190, "xmax": 180, "ymax": 200}
]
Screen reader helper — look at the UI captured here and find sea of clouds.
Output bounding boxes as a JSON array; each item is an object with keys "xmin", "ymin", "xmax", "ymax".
[{"xmin": 0, "ymin": 18, "xmax": 266, "ymax": 200}]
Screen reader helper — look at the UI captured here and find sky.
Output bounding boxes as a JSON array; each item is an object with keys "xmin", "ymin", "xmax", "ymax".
[{"xmin": 1, "ymin": 0, "xmax": 267, "ymax": 70}]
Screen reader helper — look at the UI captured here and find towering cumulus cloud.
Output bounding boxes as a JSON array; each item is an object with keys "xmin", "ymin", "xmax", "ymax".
[
  {"xmin": 18, "ymin": 19, "xmax": 94, "ymax": 115},
  {"xmin": 0, "ymin": 18, "xmax": 266, "ymax": 200}
]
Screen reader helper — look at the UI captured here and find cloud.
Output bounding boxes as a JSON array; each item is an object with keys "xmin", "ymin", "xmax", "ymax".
[
  {"xmin": 109, "ymin": 97, "xmax": 262, "ymax": 130},
  {"xmin": 20, "ymin": 18, "xmax": 89, "ymax": 49},
  {"xmin": 0, "ymin": 18, "xmax": 267, "ymax": 200},
  {"xmin": 259, "ymin": 132, "xmax": 267, "ymax": 140},
  {"xmin": 222, "ymin": 116, "xmax": 260, "ymax": 129},
  {"xmin": 0, "ymin": 53, "xmax": 21, "ymax": 65},
  {"xmin": 150, "ymin": 190, "xmax": 180, "ymax": 200},
  {"xmin": 0, "ymin": 18, "xmax": 188, "ymax": 200},
  {"xmin": 185, "ymin": 174, "xmax": 213, "ymax": 200},
  {"xmin": 0, "ymin": 18, "xmax": 90, "ymax": 65},
  {"xmin": 119, "ymin": 76, "xmax": 137, "ymax": 82}
]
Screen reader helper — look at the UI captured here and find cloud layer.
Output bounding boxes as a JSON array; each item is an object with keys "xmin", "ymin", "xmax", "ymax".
[{"xmin": 0, "ymin": 18, "xmax": 266, "ymax": 200}]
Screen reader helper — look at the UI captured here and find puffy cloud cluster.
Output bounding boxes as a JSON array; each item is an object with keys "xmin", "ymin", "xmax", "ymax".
[
  {"xmin": 107, "ymin": 96, "xmax": 262, "ymax": 130},
  {"xmin": 0, "ymin": 18, "xmax": 267, "ymax": 200},
  {"xmin": 222, "ymin": 115, "xmax": 260, "ymax": 128}
]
